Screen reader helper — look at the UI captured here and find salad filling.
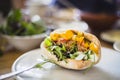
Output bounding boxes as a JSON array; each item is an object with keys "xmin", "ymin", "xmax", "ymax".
[{"xmin": 44, "ymin": 30, "xmax": 98, "ymax": 62}]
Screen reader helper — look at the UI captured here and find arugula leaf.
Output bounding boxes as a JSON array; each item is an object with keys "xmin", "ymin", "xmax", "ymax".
[
  {"xmin": 62, "ymin": 45, "xmax": 66, "ymax": 52},
  {"xmin": 35, "ymin": 62, "xmax": 48, "ymax": 69},
  {"xmin": 0, "ymin": 9, "xmax": 46, "ymax": 36},
  {"xmin": 70, "ymin": 52, "xmax": 79, "ymax": 59},
  {"xmin": 69, "ymin": 42, "xmax": 77, "ymax": 53},
  {"xmin": 22, "ymin": 22, "xmax": 36, "ymax": 35},
  {"xmin": 54, "ymin": 46, "xmax": 63, "ymax": 60},
  {"xmin": 83, "ymin": 50, "xmax": 93, "ymax": 60},
  {"xmin": 7, "ymin": 9, "xmax": 22, "ymax": 23}
]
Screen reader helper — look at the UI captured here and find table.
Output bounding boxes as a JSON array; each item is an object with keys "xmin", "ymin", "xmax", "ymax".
[{"xmin": 0, "ymin": 40, "xmax": 113, "ymax": 80}]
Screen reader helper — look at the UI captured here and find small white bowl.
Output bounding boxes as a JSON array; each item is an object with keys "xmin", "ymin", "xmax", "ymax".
[
  {"xmin": 1, "ymin": 33, "xmax": 46, "ymax": 51},
  {"xmin": 113, "ymin": 42, "xmax": 120, "ymax": 52}
]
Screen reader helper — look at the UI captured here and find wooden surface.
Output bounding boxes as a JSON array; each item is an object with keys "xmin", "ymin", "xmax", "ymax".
[
  {"xmin": 0, "ymin": 50, "xmax": 23, "ymax": 74},
  {"xmin": 0, "ymin": 40, "xmax": 113, "ymax": 80}
]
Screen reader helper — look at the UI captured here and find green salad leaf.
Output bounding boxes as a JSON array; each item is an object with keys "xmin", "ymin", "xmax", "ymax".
[
  {"xmin": 84, "ymin": 50, "xmax": 93, "ymax": 60},
  {"xmin": 54, "ymin": 46, "xmax": 63, "ymax": 60},
  {"xmin": 62, "ymin": 45, "xmax": 66, "ymax": 52},
  {"xmin": 70, "ymin": 52, "xmax": 79, "ymax": 59},
  {"xmin": 7, "ymin": 9, "xmax": 22, "ymax": 23},
  {"xmin": 35, "ymin": 62, "xmax": 48, "ymax": 69},
  {"xmin": 0, "ymin": 9, "xmax": 46, "ymax": 36},
  {"xmin": 44, "ymin": 38, "xmax": 52, "ymax": 47}
]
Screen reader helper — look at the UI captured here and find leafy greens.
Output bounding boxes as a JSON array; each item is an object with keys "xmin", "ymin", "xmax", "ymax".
[{"xmin": 0, "ymin": 9, "xmax": 46, "ymax": 36}]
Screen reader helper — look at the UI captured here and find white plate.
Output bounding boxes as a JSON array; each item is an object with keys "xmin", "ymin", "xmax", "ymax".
[
  {"xmin": 12, "ymin": 48, "xmax": 120, "ymax": 80},
  {"xmin": 113, "ymin": 42, "xmax": 120, "ymax": 52},
  {"xmin": 100, "ymin": 30, "xmax": 120, "ymax": 43}
]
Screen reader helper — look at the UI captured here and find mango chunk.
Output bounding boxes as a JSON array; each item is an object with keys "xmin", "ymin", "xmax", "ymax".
[
  {"xmin": 90, "ymin": 42, "xmax": 98, "ymax": 54},
  {"xmin": 50, "ymin": 33, "xmax": 60, "ymax": 41},
  {"xmin": 77, "ymin": 32, "xmax": 84, "ymax": 36},
  {"xmin": 61, "ymin": 30, "xmax": 74, "ymax": 40},
  {"xmin": 76, "ymin": 37, "xmax": 84, "ymax": 43}
]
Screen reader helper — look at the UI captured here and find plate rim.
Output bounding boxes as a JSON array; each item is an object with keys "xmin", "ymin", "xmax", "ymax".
[
  {"xmin": 11, "ymin": 47, "xmax": 120, "ymax": 80},
  {"xmin": 113, "ymin": 42, "xmax": 120, "ymax": 52},
  {"xmin": 11, "ymin": 48, "xmax": 41, "ymax": 80},
  {"xmin": 12, "ymin": 48, "xmax": 41, "ymax": 71},
  {"xmin": 100, "ymin": 30, "xmax": 120, "ymax": 43}
]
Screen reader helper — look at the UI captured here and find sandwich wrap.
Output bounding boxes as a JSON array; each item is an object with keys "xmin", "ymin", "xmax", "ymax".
[{"xmin": 41, "ymin": 29, "xmax": 101, "ymax": 70}]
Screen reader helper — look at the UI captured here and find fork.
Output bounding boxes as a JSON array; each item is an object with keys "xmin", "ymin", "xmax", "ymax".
[{"xmin": 0, "ymin": 62, "xmax": 47, "ymax": 80}]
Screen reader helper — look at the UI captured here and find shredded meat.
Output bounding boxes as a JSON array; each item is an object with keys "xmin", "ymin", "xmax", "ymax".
[
  {"xmin": 56, "ymin": 38, "xmax": 88, "ymax": 52},
  {"xmin": 77, "ymin": 42, "xmax": 87, "ymax": 52},
  {"xmin": 56, "ymin": 38, "xmax": 75, "ymax": 51},
  {"xmin": 56, "ymin": 38, "xmax": 67, "ymax": 45}
]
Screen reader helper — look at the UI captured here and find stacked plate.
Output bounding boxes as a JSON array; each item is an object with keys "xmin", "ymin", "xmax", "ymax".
[{"xmin": 100, "ymin": 30, "xmax": 120, "ymax": 52}]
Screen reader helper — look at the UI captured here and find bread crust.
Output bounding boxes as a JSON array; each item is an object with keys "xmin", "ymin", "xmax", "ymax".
[{"xmin": 41, "ymin": 29, "xmax": 101, "ymax": 70}]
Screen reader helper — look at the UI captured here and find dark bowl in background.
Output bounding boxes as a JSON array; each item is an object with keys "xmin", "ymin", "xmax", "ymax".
[{"xmin": 81, "ymin": 12, "xmax": 119, "ymax": 36}]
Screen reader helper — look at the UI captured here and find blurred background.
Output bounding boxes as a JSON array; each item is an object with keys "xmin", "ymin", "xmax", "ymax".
[
  {"xmin": 0, "ymin": 0, "xmax": 120, "ymax": 33},
  {"xmin": 0, "ymin": 0, "xmax": 120, "ymax": 52}
]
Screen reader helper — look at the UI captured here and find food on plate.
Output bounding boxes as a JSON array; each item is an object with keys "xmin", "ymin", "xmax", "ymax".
[{"xmin": 41, "ymin": 29, "xmax": 101, "ymax": 70}]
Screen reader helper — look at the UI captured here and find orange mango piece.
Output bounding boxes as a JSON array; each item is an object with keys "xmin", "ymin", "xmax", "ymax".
[
  {"xmin": 77, "ymin": 32, "xmax": 84, "ymax": 37},
  {"xmin": 72, "ymin": 35, "xmax": 77, "ymax": 41},
  {"xmin": 90, "ymin": 42, "xmax": 98, "ymax": 54},
  {"xmin": 50, "ymin": 33, "xmax": 60, "ymax": 41},
  {"xmin": 76, "ymin": 37, "xmax": 84, "ymax": 43},
  {"xmin": 84, "ymin": 42, "xmax": 90, "ymax": 48},
  {"xmin": 61, "ymin": 30, "xmax": 74, "ymax": 40}
]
